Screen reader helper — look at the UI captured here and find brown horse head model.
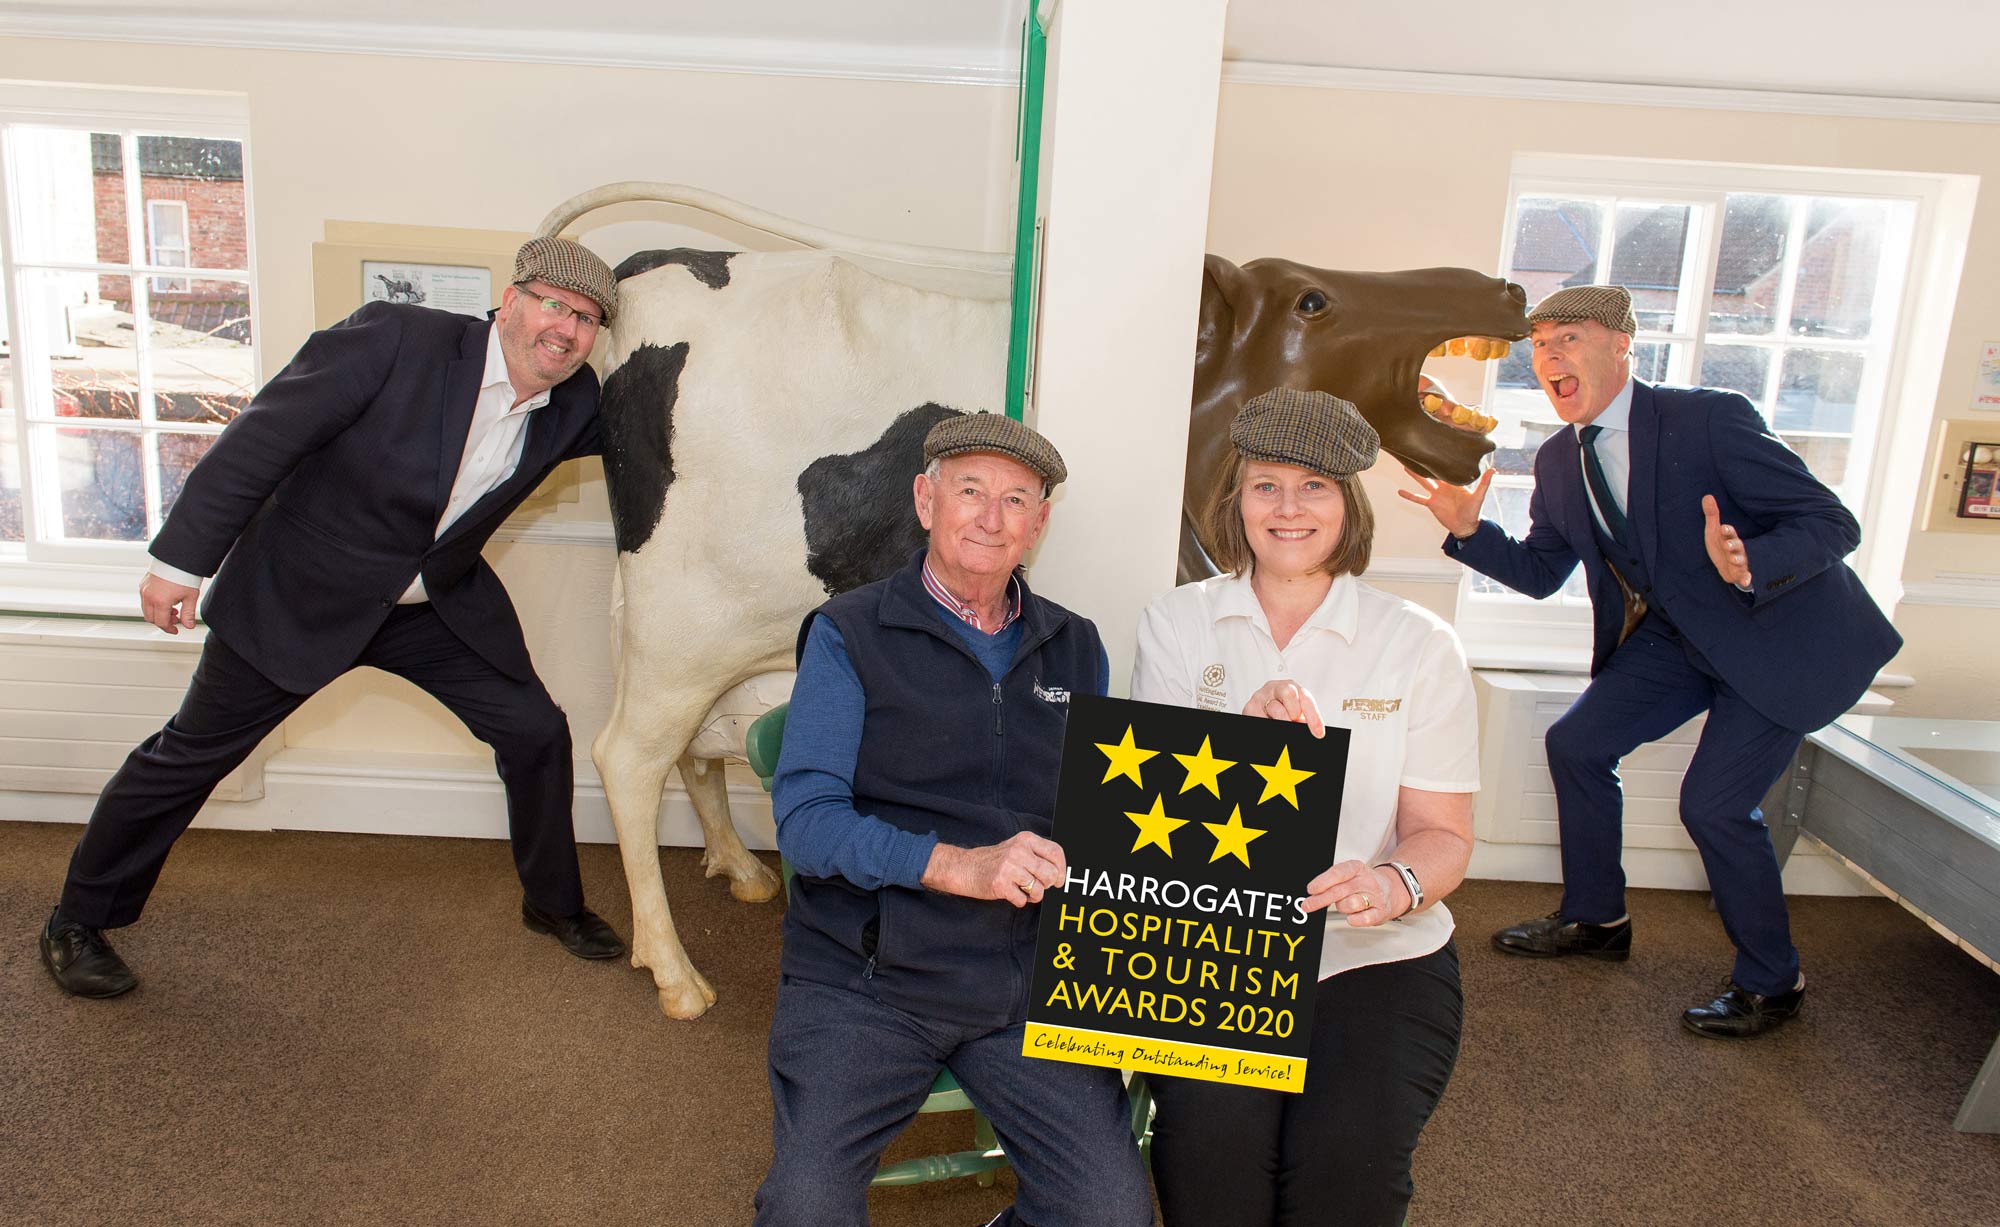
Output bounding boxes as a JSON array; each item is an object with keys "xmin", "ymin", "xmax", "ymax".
[{"xmin": 1184, "ymin": 256, "xmax": 1530, "ymax": 580}]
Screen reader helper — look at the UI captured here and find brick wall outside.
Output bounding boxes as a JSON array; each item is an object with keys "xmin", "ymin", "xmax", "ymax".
[{"xmin": 91, "ymin": 171, "xmax": 247, "ymax": 307}]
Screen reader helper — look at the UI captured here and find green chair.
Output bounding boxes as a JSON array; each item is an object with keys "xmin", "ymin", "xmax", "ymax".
[{"xmin": 747, "ymin": 702, "xmax": 1011, "ymax": 1188}]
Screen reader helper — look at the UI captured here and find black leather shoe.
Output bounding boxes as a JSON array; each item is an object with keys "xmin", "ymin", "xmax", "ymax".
[
  {"xmin": 40, "ymin": 907, "xmax": 138, "ymax": 998},
  {"xmin": 1492, "ymin": 911, "xmax": 1632, "ymax": 960},
  {"xmin": 521, "ymin": 900, "xmax": 627, "ymax": 960},
  {"xmin": 1681, "ymin": 980, "xmax": 1805, "ymax": 1039}
]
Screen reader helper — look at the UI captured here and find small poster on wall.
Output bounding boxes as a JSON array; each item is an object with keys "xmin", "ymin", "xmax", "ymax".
[
  {"xmin": 362, "ymin": 261, "xmax": 492, "ymax": 318},
  {"xmin": 1975, "ymin": 342, "xmax": 2000, "ymax": 411},
  {"xmin": 1024, "ymin": 695, "xmax": 1347, "ymax": 1093},
  {"xmin": 1958, "ymin": 442, "xmax": 2000, "ymax": 518}
]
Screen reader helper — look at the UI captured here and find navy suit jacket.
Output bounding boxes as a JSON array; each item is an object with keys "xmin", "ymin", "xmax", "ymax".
[
  {"xmin": 150, "ymin": 302, "xmax": 603, "ymax": 694},
  {"xmin": 1445, "ymin": 380, "xmax": 1901, "ymax": 734}
]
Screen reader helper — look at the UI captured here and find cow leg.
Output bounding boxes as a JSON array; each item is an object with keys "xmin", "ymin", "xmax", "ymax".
[
  {"xmin": 677, "ymin": 753, "xmax": 782, "ymax": 903},
  {"xmin": 593, "ymin": 705, "xmax": 718, "ymax": 1021}
]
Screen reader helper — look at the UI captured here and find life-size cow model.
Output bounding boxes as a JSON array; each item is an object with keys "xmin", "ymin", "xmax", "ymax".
[
  {"xmin": 552, "ymin": 189, "xmax": 1530, "ymax": 1019},
  {"xmin": 589, "ymin": 248, "xmax": 1012, "ymax": 1018}
]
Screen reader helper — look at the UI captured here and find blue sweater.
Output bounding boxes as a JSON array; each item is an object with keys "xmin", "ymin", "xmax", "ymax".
[{"xmin": 775, "ymin": 597, "xmax": 1108, "ymax": 889}]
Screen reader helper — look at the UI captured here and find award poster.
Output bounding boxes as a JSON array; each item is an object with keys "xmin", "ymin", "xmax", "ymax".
[{"xmin": 1025, "ymin": 694, "xmax": 1348, "ymax": 1093}]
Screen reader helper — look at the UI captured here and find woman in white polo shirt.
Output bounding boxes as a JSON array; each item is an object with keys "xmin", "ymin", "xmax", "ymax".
[{"xmin": 1132, "ymin": 387, "xmax": 1479, "ymax": 1227}]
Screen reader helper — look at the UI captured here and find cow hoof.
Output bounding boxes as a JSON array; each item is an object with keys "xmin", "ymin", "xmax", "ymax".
[
  {"xmin": 727, "ymin": 862, "xmax": 782, "ymax": 903},
  {"xmin": 656, "ymin": 973, "xmax": 718, "ymax": 1020}
]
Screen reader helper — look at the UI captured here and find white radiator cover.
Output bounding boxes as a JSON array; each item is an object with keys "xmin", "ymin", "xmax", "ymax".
[
  {"xmin": 1469, "ymin": 670, "xmax": 1874, "ymax": 896},
  {"xmin": 0, "ymin": 616, "xmax": 275, "ymax": 801}
]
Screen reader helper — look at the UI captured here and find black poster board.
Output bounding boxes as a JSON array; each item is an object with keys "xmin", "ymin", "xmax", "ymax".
[{"xmin": 1024, "ymin": 694, "xmax": 1348, "ymax": 1092}]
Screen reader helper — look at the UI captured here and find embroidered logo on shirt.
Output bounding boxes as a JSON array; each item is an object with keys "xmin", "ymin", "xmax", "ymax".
[
  {"xmin": 1340, "ymin": 697, "xmax": 1403, "ymax": 722},
  {"xmin": 1196, "ymin": 663, "xmax": 1229, "ymax": 711},
  {"xmin": 1034, "ymin": 681, "xmax": 1070, "ymax": 705}
]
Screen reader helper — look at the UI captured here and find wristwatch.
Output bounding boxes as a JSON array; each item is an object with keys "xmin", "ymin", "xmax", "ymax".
[{"xmin": 1381, "ymin": 860, "xmax": 1424, "ymax": 918}]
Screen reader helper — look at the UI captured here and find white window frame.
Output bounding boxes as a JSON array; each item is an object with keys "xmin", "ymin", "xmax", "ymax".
[
  {"xmin": 0, "ymin": 84, "xmax": 255, "ymax": 613},
  {"xmin": 145, "ymin": 198, "xmax": 190, "ymax": 294},
  {"xmin": 1455, "ymin": 153, "xmax": 1975, "ymax": 666}
]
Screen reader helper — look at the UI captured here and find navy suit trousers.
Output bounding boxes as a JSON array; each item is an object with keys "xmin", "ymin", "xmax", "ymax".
[
  {"xmin": 1546, "ymin": 614, "xmax": 1802, "ymax": 996},
  {"xmin": 59, "ymin": 603, "xmax": 584, "ymax": 928}
]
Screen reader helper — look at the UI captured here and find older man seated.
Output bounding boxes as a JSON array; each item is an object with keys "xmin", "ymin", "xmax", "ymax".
[{"xmin": 753, "ymin": 414, "xmax": 1153, "ymax": 1227}]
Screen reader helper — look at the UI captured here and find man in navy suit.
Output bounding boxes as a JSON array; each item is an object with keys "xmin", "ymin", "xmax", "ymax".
[
  {"xmin": 40, "ymin": 238, "xmax": 630, "ymax": 999},
  {"xmin": 1402, "ymin": 284, "xmax": 1901, "ymax": 1037}
]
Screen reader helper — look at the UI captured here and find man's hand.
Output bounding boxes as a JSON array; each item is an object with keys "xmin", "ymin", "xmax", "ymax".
[
  {"xmin": 1398, "ymin": 467, "xmax": 1494, "ymax": 540},
  {"xmin": 1702, "ymin": 495, "xmax": 1753, "ymax": 589},
  {"xmin": 1243, "ymin": 678, "xmax": 1326, "ymax": 738},
  {"xmin": 139, "ymin": 574, "xmax": 202, "ymax": 634},
  {"xmin": 922, "ymin": 831, "xmax": 1066, "ymax": 908}
]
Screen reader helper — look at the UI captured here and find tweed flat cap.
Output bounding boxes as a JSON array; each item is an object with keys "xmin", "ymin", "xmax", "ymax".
[
  {"xmin": 1528, "ymin": 284, "xmax": 1635, "ymax": 335},
  {"xmin": 1230, "ymin": 387, "xmax": 1380, "ymax": 479},
  {"xmin": 514, "ymin": 237, "xmax": 619, "ymax": 322},
  {"xmin": 923, "ymin": 412, "xmax": 1068, "ymax": 489}
]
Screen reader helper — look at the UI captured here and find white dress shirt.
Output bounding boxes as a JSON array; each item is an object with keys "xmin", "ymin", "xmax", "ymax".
[
  {"xmin": 1574, "ymin": 376, "xmax": 1635, "ymax": 538},
  {"xmin": 1132, "ymin": 571, "xmax": 1481, "ymax": 981},
  {"xmin": 149, "ymin": 323, "xmax": 548, "ymax": 605}
]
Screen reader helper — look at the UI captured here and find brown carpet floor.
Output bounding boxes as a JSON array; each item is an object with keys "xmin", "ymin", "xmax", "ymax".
[{"xmin": 1, "ymin": 819, "xmax": 1995, "ymax": 1227}]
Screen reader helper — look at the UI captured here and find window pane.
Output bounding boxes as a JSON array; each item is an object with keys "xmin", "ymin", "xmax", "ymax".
[
  {"xmin": 158, "ymin": 431, "xmax": 215, "ymax": 519},
  {"xmin": 36, "ymin": 424, "xmax": 146, "ymax": 541},
  {"xmin": 135, "ymin": 137, "xmax": 246, "ymax": 269},
  {"xmin": 1791, "ymin": 198, "xmax": 1889, "ymax": 340},
  {"xmin": 1774, "ymin": 349, "xmax": 1862, "ymax": 433},
  {"xmin": 1700, "ymin": 344, "xmax": 1771, "ymax": 401},
  {"xmin": 1710, "ymin": 194, "xmax": 1791, "ymax": 336},
  {"xmin": 1508, "ymin": 197, "xmax": 1604, "ymax": 309},
  {"xmin": 149, "ymin": 279, "xmax": 254, "ymax": 424},
  {"xmin": 1609, "ymin": 203, "xmax": 1689, "ymax": 330},
  {"xmin": 10, "ymin": 128, "xmax": 120, "ymax": 265},
  {"xmin": 1779, "ymin": 433, "xmax": 1851, "ymax": 490},
  {"xmin": 24, "ymin": 269, "xmax": 140, "ymax": 422},
  {"xmin": 1629, "ymin": 341, "xmax": 1678, "ymax": 385},
  {"xmin": 0, "ymin": 231, "xmax": 18, "ymax": 543}
]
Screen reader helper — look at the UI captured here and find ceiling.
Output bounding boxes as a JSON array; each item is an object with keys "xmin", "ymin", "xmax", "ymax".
[{"xmin": 2, "ymin": 0, "xmax": 1996, "ymax": 106}]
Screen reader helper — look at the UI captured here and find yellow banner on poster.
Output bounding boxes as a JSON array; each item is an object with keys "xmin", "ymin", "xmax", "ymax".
[{"xmin": 1024, "ymin": 1022, "xmax": 1308, "ymax": 1093}]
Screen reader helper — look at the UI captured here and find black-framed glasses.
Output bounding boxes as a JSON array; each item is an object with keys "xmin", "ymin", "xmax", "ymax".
[{"xmin": 513, "ymin": 282, "xmax": 604, "ymax": 330}]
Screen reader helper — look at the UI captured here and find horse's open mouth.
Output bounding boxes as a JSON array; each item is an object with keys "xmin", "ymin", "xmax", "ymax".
[{"xmin": 1418, "ymin": 336, "xmax": 1515, "ymax": 434}]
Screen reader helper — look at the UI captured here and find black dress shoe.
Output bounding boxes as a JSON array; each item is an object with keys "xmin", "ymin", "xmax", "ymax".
[
  {"xmin": 521, "ymin": 900, "xmax": 627, "ymax": 960},
  {"xmin": 1681, "ymin": 980, "xmax": 1805, "ymax": 1039},
  {"xmin": 40, "ymin": 907, "xmax": 138, "ymax": 998},
  {"xmin": 1491, "ymin": 911, "xmax": 1632, "ymax": 960}
]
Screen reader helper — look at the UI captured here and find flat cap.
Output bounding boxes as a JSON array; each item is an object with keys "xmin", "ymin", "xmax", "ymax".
[
  {"xmin": 1230, "ymin": 387, "xmax": 1380, "ymax": 479},
  {"xmin": 1528, "ymin": 284, "xmax": 1635, "ymax": 335},
  {"xmin": 514, "ymin": 236, "xmax": 619, "ymax": 322},
  {"xmin": 923, "ymin": 412, "xmax": 1068, "ymax": 489}
]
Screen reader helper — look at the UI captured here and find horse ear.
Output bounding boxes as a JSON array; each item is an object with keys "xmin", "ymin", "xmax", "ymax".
[{"xmin": 1199, "ymin": 255, "xmax": 1242, "ymax": 349}]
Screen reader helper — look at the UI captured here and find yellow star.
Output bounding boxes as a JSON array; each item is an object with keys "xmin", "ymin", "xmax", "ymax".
[
  {"xmin": 1123, "ymin": 795, "xmax": 1189, "ymax": 857},
  {"xmin": 1203, "ymin": 805, "xmax": 1268, "ymax": 867},
  {"xmin": 1250, "ymin": 745, "xmax": 1316, "ymax": 809},
  {"xmin": 1095, "ymin": 725, "xmax": 1159, "ymax": 788},
  {"xmin": 1173, "ymin": 735, "xmax": 1236, "ymax": 798}
]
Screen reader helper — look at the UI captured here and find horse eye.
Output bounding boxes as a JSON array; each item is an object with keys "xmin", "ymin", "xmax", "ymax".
[{"xmin": 1296, "ymin": 290, "xmax": 1329, "ymax": 315}]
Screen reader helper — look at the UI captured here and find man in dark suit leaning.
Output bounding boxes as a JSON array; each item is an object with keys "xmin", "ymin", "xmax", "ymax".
[
  {"xmin": 40, "ymin": 237, "xmax": 630, "ymax": 998},
  {"xmin": 1402, "ymin": 284, "xmax": 1901, "ymax": 1037}
]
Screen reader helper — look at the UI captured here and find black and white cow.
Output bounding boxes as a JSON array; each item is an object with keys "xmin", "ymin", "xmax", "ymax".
[{"xmin": 589, "ymin": 247, "xmax": 1010, "ymax": 1019}]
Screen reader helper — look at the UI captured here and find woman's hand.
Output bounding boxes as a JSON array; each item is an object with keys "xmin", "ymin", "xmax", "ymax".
[
  {"xmin": 1242, "ymin": 679, "xmax": 1326, "ymax": 738},
  {"xmin": 1304, "ymin": 860, "xmax": 1406, "ymax": 927}
]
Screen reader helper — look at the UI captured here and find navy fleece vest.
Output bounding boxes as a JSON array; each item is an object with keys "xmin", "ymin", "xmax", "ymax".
[{"xmin": 779, "ymin": 553, "xmax": 1104, "ymax": 1030}]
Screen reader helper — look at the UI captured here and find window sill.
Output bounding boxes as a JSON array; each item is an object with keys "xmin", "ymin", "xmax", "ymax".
[
  {"xmin": 0, "ymin": 611, "xmax": 205, "ymax": 649},
  {"xmin": 0, "ymin": 584, "xmax": 145, "ymax": 619}
]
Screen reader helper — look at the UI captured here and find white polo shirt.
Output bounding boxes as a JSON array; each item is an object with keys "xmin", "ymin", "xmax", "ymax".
[{"xmin": 1132, "ymin": 571, "xmax": 1480, "ymax": 981}]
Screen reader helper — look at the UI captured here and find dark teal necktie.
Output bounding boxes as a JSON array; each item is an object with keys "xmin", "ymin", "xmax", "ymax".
[{"xmin": 1579, "ymin": 424, "xmax": 1630, "ymax": 544}]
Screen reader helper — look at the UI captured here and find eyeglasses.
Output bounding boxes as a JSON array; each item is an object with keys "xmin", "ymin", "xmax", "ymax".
[{"xmin": 514, "ymin": 283, "xmax": 604, "ymax": 330}]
